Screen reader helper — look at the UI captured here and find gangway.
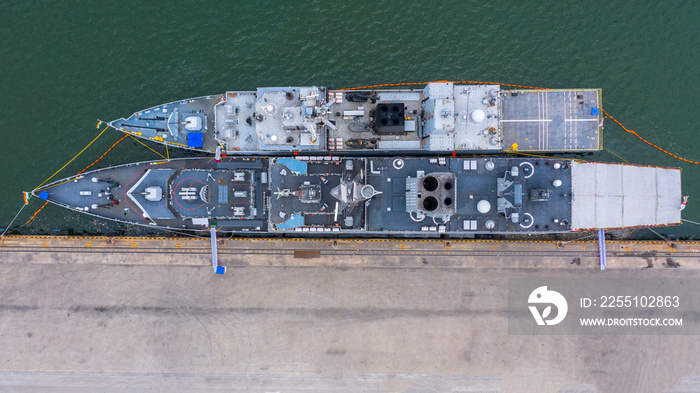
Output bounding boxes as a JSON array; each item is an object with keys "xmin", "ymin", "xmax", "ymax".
[
  {"xmin": 210, "ymin": 222, "xmax": 225, "ymax": 274},
  {"xmin": 598, "ymin": 228, "xmax": 606, "ymax": 271}
]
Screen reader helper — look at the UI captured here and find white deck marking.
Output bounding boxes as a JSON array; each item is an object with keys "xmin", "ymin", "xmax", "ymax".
[
  {"xmin": 501, "ymin": 118, "xmax": 597, "ymax": 122},
  {"xmin": 500, "ymin": 119, "xmax": 552, "ymax": 122}
]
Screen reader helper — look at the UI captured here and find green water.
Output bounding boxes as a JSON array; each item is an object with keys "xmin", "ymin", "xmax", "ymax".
[{"xmin": 1, "ymin": 1, "xmax": 698, "ymax": 238}]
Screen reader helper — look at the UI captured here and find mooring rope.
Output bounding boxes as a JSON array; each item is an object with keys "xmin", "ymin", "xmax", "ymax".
[
  {"xmin": 25, "ymin": 201, "xmax": 50, "ymax": 226},
  {"xmin": 128, "ymin": 135, "xmax": 166, "ymax": 159},
  {"xmin": 602, "ymin": 109, "xmax": 700, "ymax": 165},
  {"xmin": 603, "ymin": 146, "xmax": 630, "ymax": 163},
  {"xmin": 34, "ymin": 126, "xmax": 110, "ymax": 190},
  {"xmin": 1, "ymin": 203, "xmax": 29, "ymax": 238},
  {"xmin": 78, "ymin": 134, "xmax": 128, "ymax": 175},
  {"xmin": 681, "ymin": 219, "xmax": 700, "ymax": 226},
  {"xmin": 337, "ymin": 80, "xmax": 554, "ymax": 91}
]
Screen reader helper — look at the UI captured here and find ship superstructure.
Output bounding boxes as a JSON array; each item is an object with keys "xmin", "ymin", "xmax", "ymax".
[
  {"xmin": 34, "ymin": 156, "xmax": 681, "ymax": 236},
  {"xmin": 109, "ymin": 82, "xmax": 602, "ymax": 155}
]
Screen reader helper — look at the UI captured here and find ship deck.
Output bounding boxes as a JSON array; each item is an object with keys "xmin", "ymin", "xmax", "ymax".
[
  {"xmin": 35, "ymin": 155, "xmax": 681, "ymax": 236},
  {"xmin": 34, "ymin": 158, "xmax": 268, "ymax": 232},
  {"xmin": 268, "ymin": 157, "xmax": 364, "ymax": 233},
  {"xmin": 326, "ymin": 90, "xmax": 425, "ymax": 152},
  {"xmin": 364, "ymin": 157, "xmax": 573, "ymax": 234},
  {"xmin": 267, "ymin": 156, "xmax": 574, "ymax": 235},
  {"xmin": 110, "ymin": 94, "xmax": 226, "ymax": 153},
  {"xmin": 501, "ymin": 89, "xmax": 602, "ymax": 152},
  {"xmin": 109, "ymin": 84, "xmax": 604, "ymax": 155}
]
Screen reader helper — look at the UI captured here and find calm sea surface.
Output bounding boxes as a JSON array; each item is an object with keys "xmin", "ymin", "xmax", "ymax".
[{"xmin": 1, "ymin": 1, "xmax": 698, "ymax": 238}]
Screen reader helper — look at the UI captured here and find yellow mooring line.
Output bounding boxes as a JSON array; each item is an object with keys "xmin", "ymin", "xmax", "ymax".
[
  {"xmin": 128, "ymin": 135, "xmax": 166, "ymax": 159},
  {"xmin": 34, "ymin": 126, "xmax": 109, "ymax": 189},
  {"xmin": 604, "ymin": 146, "xmax": 630, "ymax": 163}
]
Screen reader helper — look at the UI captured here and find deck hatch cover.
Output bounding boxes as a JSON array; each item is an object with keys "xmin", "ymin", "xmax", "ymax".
[{"xmin": 218, "ymin": 185, "xmax": 228, "ymax": 204}]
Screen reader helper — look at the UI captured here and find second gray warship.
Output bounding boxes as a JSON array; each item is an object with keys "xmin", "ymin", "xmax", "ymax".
[{"xmin": 108, "ymin": 82, "xmax": 602, "ymax": 155}]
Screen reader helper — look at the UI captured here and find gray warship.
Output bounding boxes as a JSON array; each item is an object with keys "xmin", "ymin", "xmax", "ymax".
[
  {"xmin": 33, "ymin": 156, "xmax": 681, "ymax": 236},
  {"xmin": 108, "ymin": 82, "xmax": 602, "ymax": 155}
]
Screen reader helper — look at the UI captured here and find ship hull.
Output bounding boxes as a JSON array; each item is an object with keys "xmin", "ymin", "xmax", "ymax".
[
  {"xmin": 109, "ymin": 83, "xmax": 603, "ymax": 156},
  {"xmin": 34, "ymin": 156, "xmax": 681, "ymax": 237}
]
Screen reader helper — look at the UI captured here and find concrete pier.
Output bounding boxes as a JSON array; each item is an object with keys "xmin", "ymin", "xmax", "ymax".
[
  {"xmin": 1, "ymin": 235, "xmax": 699, "ymax": 270},
  {"xmin": 1, "ymin": 235, "xmax": 699, "ymax": 392}
]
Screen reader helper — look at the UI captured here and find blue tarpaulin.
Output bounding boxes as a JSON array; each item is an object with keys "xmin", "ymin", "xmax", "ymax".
[
  {"xmin": 215, "ymin": 266, "xmax": 226, "ymax": 274},
  {"xmin": 187, "ymin": 132, "xmax": 203, "ymax": 148},
  {"xmin": 39, "ymin": 191, "xmax": 49, "ymax": 200},
  {"xmin": 591, "ymin": 107, "xmax": 600, "ymax": 116},
  {"xmin": 276, "ymin": 213, "xmax": 304, "ymax": 230},
  {"xmin": 277, "ymin": 158, "xmax": 308, "ymax": 175}
]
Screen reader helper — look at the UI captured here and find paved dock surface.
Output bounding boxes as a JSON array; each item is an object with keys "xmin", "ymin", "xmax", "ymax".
[
  {"xmin": 2, "ymin": 235, "xmax": 700, "ymax": 270},
  {"xmin": 1, "ymin": 236, "xmax": 699, "ymax": 392}
]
